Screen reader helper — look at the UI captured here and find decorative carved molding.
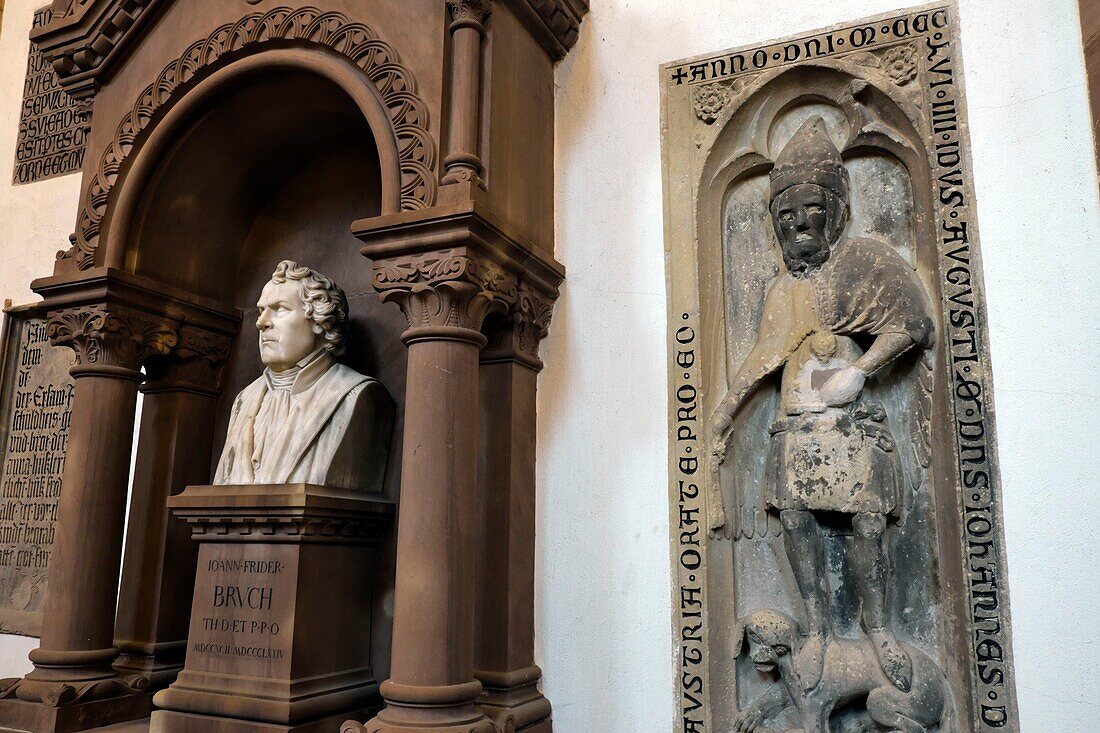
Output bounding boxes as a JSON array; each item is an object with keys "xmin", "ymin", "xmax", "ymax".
[
  {"xmin": 46, "ymin": 305, "xmax": 177, "ymax": 374},
  {"xmin": 31, "ymin": 0, "xmax": 164, "ymax": 100},
  {"xmin": 448, "ymin": 0, "xmax": 493, "ymax": 25},
  {"xmin": 143, "ymin": 326, "xmax": 233, "ymax": 395},
  {"xmin": 514, "ymin": 285, "xmax": 553, "ymax": 358},
  {"xmin": 512, "ymin": 0, "xmax": 587, "ymax": 60},
  {"xmin": 482, "ymin": 283, "xmax": 556, "ymax": 368},
  {"xmin": 63, "ymin": 6, "xmax": 437, "ymax": 270},
  {"xmin": 372, "ymin": 249, "xmax": 518, "ymax": 333},
  {"xmin": 0, "ymin": 673, "xmax": 147, "ymax": 707}
]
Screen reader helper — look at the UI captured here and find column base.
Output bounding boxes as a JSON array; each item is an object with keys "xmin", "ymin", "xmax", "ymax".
[
  {"xmin": 151, "ymin": 708, "xmax": 369, "ymax": 733},
  {"xmin": 0, "ymin": 690, "xmax": 152, "ymax": 733},
  {"xmin": 114, "ymin": 643, "xmax": 186, "ymax": 690},
  {"xmin": 347, "ymin": 680, "xmax": 496, "ymax": 733},
  {"xmin": 344, "ymin": 711, "xmax": 495, "ymax": 733},
  {"xmin": 476, "ymin": 667, "xmax": 551, "ymax": 733}
]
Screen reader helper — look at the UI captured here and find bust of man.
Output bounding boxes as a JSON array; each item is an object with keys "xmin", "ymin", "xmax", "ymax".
[{"xmin": 214, "ymin": 260, "xmax": 393, "ymax": 492}]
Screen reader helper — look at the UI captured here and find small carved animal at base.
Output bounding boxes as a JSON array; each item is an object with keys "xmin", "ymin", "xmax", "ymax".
[{"xmin": 732, "ymin": 609, "xmax": 954, "ymax": 733}]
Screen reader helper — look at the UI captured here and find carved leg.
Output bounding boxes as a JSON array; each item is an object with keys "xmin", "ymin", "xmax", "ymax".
[
  {"xmin": 851, "ymin": 512, "xmax": 912, "ymax": 693},
  {"xmin": 780, "ymin": 509, "xmax": 828, "ymax": 692}
]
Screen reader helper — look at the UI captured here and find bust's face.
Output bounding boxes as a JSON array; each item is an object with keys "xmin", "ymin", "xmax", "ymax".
[
  {"xmin": 772, "ymin": 183, "xmax": 841, "ymax": 273},
  {"xmin": 255, "ymin": 280, "xmax": 319, "ymax": 372}
]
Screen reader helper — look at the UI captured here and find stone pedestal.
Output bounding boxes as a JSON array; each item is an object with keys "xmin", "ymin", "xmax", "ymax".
[{"xmin": 150, "ymin": 484, "xmax": 393, "ymax": 733}]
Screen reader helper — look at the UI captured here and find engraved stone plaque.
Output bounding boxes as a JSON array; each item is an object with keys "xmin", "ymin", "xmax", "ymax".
[
  {"xmin": 188, "ymin": 544, "xmax": 294, "ymax": 676},
  {"xmin": 12, "ymin": 6, "xmax": 88, "ymax": 185},
  {"xmin": 661, "ymin": 5, "xmax": 1019, "ymax": 732},
  {"xmin": 0, "ymin": 305, "xmax": 74, "ymax": 636}
]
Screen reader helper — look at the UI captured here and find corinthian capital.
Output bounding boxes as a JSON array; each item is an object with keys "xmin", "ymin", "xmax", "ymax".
[
  {"xmin": 143, "ymin": 326, "xmax": 234, "ymax": 395},
  {"xmin": 482, "ymin": 283, "xmax": 557, "ymax": 369},
  {"xmin": 47, "ymin": 305, "xmax": 178, "ymax": 376},
  {"xmin": 447, "ymin": 0, "xmax": 492, "ymax": 25},
  {"xmin": 372, "ymin": 248, "xmax": 517, "ymax": 338}
]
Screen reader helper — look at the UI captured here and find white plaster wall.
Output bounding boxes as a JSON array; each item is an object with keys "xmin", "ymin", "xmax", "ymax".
[
  {"xmin": 542, "ymin": 0, "xmax": 1100, "ymax": 731},
  {"xmin": 0, "ymin": 0, "xmax": 83, "ymax": 677}
]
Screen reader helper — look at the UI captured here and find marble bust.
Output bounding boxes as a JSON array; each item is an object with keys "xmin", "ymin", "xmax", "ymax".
[{"xmin": 214, "ymin": 260, "xmax": 393, "ymax": 492}]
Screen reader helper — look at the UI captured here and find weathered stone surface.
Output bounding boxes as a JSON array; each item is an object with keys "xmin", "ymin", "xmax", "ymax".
[{"xmin": 661, "ymin": 5, "xmax": 1018, "ymax": 732}]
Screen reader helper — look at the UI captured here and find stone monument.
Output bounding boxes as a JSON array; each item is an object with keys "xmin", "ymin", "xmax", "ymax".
[
  {"xmin": 0, "ymin": 2, "xmax": 582, "ymax": 730},
  {"xmin": 152, "ymin": 261, "xmax": 395, "ymax": 733},
  {"xmin": 0, "ymin": 305, "xmax": 74, "ymax": 637},
  {"xmin": 662, "ymin": 5, "xmax": 1019, "ymax": 732}
]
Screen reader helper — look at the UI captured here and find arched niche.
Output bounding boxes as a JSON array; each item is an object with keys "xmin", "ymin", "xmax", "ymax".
[
  {"xmin": 104, "ymin": 53, "xmax": 409, "ymax": 682},
  {"xmin": 695, "ymin": 63, "xmax": 966, "ymax": 730}
]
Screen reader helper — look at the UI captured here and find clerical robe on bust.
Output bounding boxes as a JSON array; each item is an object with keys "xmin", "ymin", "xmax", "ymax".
[{"xmin": 214, "ymin": 260, "xmax": 393, "ymax": 493}]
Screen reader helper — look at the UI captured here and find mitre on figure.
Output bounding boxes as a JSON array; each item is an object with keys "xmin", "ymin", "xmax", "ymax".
[{"xmin": 214, "ymin": 260, "xmax": 393, "ymax": 492}]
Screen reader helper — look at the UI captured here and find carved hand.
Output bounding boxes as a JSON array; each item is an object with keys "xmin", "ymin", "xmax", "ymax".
[
  {"xmin": 819, "ymin": 365, "xmax": 866, "ymax": 406},
  {"xmin": 732, "ymin": 704, "xmax": 765, "ymax": 733},
  {"xmin": 709, "ymin": 409, "xmax": 734, "ymax": 464}
]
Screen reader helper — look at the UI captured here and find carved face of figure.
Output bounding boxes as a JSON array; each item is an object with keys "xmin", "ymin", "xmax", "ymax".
[
  {"xmin": 746, "ymin": 629, "xmax": 789, "ymax": 672},
  {"xmin": 738, "ymin": 611, "xmax": 798, "ymax": 673},
  {"xmin": 255, "ymin": 280, "xmax": 321, "ymax": 372},
  {"xmin": 771, "ymin": 183, "xmax": 843, "ymax": 274}
]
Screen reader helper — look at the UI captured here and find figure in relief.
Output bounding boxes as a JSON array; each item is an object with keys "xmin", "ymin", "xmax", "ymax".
[
  {"xmin": 215, "ymin": 260, "xmax": 392, "ymax": 492},
  {"xmin": 731, "ymin": 609, "xmax": 953, "ymax": 733},
  {"xmin": 709, "ymin": 118, "xmax": 935, "ymax": 695}
]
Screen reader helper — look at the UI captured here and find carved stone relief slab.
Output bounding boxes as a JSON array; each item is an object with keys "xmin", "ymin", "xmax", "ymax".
[
  {"xmin": 0, "ymin": 305, "xmax": 74, "ymax": 636},
  {"xmin": 661, "ymin": 5, "xmax": 1019, "ymax": 732},
  {"xmin": 12, "ymin": 6, "xmax": 88, "ymax": 185}
]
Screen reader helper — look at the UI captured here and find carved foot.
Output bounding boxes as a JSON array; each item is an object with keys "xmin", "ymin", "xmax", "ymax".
[
  {"xmin": 868, "ymin": 629, "xmax": 912, "ymax": 693},
  {"xmin": 794, "ymin": 633, "xmax": 826, "ymax": 692}
]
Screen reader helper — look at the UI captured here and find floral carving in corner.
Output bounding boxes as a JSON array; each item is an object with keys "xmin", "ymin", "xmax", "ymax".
[
  {"xmin": 847, "ymin": 42, "xmax": 918, "ymax": 87},
  {"xmin": 692, "ymin": 76, "xmax": 758, "ymax": 125}
]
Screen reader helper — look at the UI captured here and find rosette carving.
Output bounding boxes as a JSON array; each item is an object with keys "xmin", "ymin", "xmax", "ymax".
[{"xmin": 46, "ymin": 305, "xmax": 178, "ymax": 374}]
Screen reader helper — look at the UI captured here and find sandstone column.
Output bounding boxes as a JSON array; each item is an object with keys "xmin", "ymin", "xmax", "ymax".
[
  {"xmin": 475, "ymin": 285, "xmax": 556, "ymax": 733},
  {"xmin": 350, "ymin": 210, "xmax": 522, "ymax": 733},
  {"xmin": 442, "ymin": 0, "xmax": 491, "ymax": 186},
  {"xmin": 0, "ymin": 302, "xmax": 177, "ymax": 731},
  {"xmin": 114, "ymin": 327, "xmax": 233, "ymax": 689}
]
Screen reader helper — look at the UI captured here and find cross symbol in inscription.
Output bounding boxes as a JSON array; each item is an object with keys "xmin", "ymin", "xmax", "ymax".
[{"xmin": 672, "ymin": 67, "xmax": 688, "ymax": 85}]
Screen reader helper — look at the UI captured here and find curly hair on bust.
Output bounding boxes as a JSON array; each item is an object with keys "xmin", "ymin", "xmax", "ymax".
[{"xmin": 270, "ymin": 260, "xmax": 349, "ymax": 357}]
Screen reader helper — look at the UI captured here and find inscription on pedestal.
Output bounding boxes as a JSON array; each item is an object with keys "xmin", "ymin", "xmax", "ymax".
[
  {"xmin": 187, "ymin": 544, "xmax": 295, "ymax": 677},
  {"xmin": 0, "ymin": 306, "xmax": 73, "ymax": 635},
  {"xmin": 12, "ymin": 6, "xmax": 88, "ymax": 185}
]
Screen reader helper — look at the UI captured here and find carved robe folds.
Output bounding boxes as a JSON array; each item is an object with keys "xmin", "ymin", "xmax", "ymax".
[{"xmin": 215, "ymin": 357, "xmax": 393, "ymax": 493}]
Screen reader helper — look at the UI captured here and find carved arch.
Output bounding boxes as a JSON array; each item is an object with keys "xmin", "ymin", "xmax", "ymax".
[{"xmin": 65, "ymin": 6, "xmax": 437, "ymax": 271}]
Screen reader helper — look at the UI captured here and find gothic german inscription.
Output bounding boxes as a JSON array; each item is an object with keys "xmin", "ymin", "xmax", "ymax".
[
  {"xmin": 12, "ymin": 6, "xmax": 88, "ymax": 185},
  {"xmin": 0, "ymin": 307, "xmax": 73, "ymax": 635},
  {"xmin": 661, "ymin": 6, "xmax": 1018, "ymax": 732}
]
